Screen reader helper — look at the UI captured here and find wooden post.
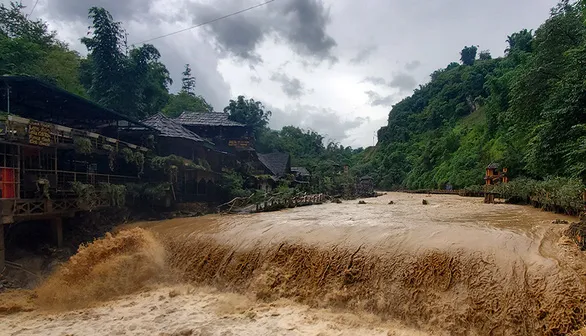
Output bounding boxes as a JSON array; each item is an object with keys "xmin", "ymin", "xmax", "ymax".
[
  {"xmin": 52, "ymin": 217, "xmax": 63, "ymax": 248},
  {"xmin": 0, "ymin": 224, "xmax": 5, "ymax": 272}
]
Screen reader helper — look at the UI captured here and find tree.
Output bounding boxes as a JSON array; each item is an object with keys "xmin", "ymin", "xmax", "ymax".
[
  {"xmin": 163, "ymin": 92, "xmax": 213, "ymax": 117},
  {"xmin": 81, "ymin": 7, "xmax": 171, "ymax": 119},
  {"xmin": 181, "ymin": 64, "xmax": 196, "ymax": 95},
  {"xmin": 0, "ymin": 2, "xmax": 85, "ymax": 95},
  {"xmin": 224, "ymin": 95, "xmax": 271, "ymax": 136},
  {"xmin": 479, "ymin": 50, "xmax": 492, "ymax": 60},
  {"xmin": 505, "ymin": 29, "xmax": 533, "ymax": 55},
  {"xmin": 460, "ymin": 45, "xmax": 478, "ymax": 65}
]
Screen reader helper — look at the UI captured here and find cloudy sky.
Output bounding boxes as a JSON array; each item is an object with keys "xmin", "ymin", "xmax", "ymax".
[{"xmin": 7, "ymin": 0, "xmax": 557, "ymax": 147}]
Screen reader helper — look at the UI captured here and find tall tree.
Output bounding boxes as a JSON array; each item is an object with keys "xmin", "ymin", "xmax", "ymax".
[
  {"xmin": 181, "ymin": 64, "xmax": 196, "ymax": 95},
  {"xmin": 81, "ymin": 7, "xmax": 171, "ymax": 119},
  {"xmin": 460, "ymin": 45, "xmax": 478, "ymax": 65},
  {"xmin": 0, "ymin": 2, "xmax": 85, "ymax": 95},
  {"xmin": 505, "ymin": 29, "xmax": 533, "ymax": 55},
  {"xmin": 224, "ymin": 95, "xmax": 271, "ymax": 136},
  {"xmin": 479, "ymin": 50, "xmax": 492, "ymax": 60}
]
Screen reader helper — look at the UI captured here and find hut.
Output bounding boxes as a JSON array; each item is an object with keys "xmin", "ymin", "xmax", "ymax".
[
  {"xmin": 291, "ymin": 166, "xmax": 311, "ymax": 190},
  {"xmin": 484, "ymin": 162, "xmax": 508, "ymax": 203},
  {"xmin": 255, "ymin": 152, "xmax": 291, "ymax": 191}
]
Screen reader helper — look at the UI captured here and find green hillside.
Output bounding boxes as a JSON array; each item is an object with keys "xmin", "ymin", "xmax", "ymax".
[{"xmin": 356, "ymin": 1, "xmax": 586, "ymax": 190}]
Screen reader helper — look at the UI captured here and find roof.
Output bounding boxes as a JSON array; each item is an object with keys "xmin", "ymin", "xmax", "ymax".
[
  {"xmin": 0, "ymin": 76, "xmax": 153, "ymax": 130},
  {"xmin": 487, "ymin": 163, "xmax": 500, "ymax": 169},
  {"xmin": 176, "ymin": 111, "xmax": 246, "ymax": 127},
  {"xmin": 141, "ymin": 113, "xmax": 212, "ymax": 145},
  {"xmin": 258, "ymin": 152, "xmax": 290, "ymax": 177},
  {"xmin": 291, "ymin": 167, "xmax": 310, "ymax": 177}
]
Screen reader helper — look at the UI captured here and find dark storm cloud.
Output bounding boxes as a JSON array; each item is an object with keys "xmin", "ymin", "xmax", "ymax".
[
  {"xmin": 405, "ymin": 60, "xmax": 421, "ymax": 71},
  {"xmin": 350, "ymin": 45, "xmax": 377, "ymax": 64},
  {"xmin": 270, "ymin": 73, "xmax": 306, "ymax": 98},
  {"xmin": 365, "ymin": 90, "xmax": 394, "ymax": 107},
  {"xmin": 269, "ymin": 104, "xmax": 366, "ymax": 143},
  {"xmin": 389, "ymin": 72, "xmax": 417, "ymax": 93},
  {"xmin": 276, "ymin": 0, "xmax": 337, "ymax": 63},
  {"xmin": 187, "ymin": 0, "xmax": 337, "ymax": 64},
  {"xmin": 188, "ymin": 2, "xmax": 265, "ymax": 64},
  {"xmin": 44, "ymin": 0, "xmax": 152, "ymax": 21}
]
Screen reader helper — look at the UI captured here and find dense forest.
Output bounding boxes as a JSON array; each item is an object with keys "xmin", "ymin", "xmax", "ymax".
[{"xmin": 356, "ymin": 0, "xmax": 586, "ymax": 194}]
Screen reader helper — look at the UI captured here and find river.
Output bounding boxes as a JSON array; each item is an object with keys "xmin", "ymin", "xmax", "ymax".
[{"xmin": 1, "ymin": 193, "xmax": 586, "ymax": 335}]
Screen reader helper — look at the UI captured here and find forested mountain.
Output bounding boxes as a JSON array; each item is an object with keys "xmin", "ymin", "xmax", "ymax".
[{"xmin": 355, "ymin": 1, "xmax": 586, "ymax": 190}]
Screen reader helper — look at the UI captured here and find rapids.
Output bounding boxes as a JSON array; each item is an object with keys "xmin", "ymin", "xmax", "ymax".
[{"xmin": 2, "ymin": 192, "xmax": 586, "ymax": 335}]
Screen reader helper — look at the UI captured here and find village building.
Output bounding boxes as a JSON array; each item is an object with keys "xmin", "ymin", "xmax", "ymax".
[
  {"xmin": 291, "ymin": 166, "xmax": 311, "ymax": 190},
  {"xmin": 0, "ymin": 75, "xmax": 155, "ymax": 270},
  {"xmin": 175, "ymin": 112, "xmax": 254, "ymax": 154},
  {"xmin": 135, "ymin": 113, "xmax": 227, "ymax": 202},
  {"xmin": 254, "ymin": 152, "xmax": 291, "ymax": 192}
]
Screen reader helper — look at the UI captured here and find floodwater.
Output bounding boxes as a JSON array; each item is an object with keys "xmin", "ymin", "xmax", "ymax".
[{"xmin": 2, "ymin": 193, "xmax": 586, "ymax": 336}]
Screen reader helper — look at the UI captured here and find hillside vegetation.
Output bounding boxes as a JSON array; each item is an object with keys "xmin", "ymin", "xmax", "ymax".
[{"xmin": 356, "ymin": 1, "xmax": 586, "ymax": 190}]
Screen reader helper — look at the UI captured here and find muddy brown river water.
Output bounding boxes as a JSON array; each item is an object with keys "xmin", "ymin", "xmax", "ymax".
[{"xmin": 2, "ymin": 193, "xmax": 586, "ymax": 335}]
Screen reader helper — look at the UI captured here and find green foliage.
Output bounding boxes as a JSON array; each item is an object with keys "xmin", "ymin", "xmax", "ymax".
[
  {"xmin": 361, "ymin": 1, "xmax": 586, "ymax": 192},
  {"xmin": 81, "ymin": 7, "xmax": 171, "ymax": 119},
  {"xmin": 460, "ymin": 45, "xmax": 478, "ymax": 65},
  {"xmin": 71, "ymin": 181, "xmax": 97, "ymax": 209},
  {"xmin": 493, "ymin": 177, "xmax": 584, "ymax": 214},
  {"xmin": 0, "ymin": 3, "xmax": 86, "ymax": 95},
  {"xmin": 126, "ymin": 182, "xmax": 171, "ymax": 204},
  {"xmin": 224, "ymin": 95, "xmax": 271, "ymax": 136},
  {"xmin": 181, "ymin": 64, "xmax": 196, "ymax": 95},
  {"xmin": 219, "ymin": 170, "xmax": 250, "ymax": 199},
  {"xmin": 162, "ymin": 91, "xmax": 213, "ymax": 117},
  {"xmin": 479, "ymin": 50, "xmax": 492, "ymax": 60},
  {"xmin": 120, "ymin": 147, "xmax": 145, "ymax": 173},
  {"xmin": 73, "ymin": 137, "xmax": 93, "ymax": 154},
  {"xmin": 98, "ymin": 182, "xmax": 126, "ymax": 207}
]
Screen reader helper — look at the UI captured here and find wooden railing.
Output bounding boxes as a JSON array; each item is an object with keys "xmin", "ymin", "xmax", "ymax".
[{"xmin": 1, "ymin": 197, "xmax": 111, "ymax": 222}]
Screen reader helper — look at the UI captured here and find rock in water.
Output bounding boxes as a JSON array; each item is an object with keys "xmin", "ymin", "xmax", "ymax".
[
  {"xmin": 389, "ymin": 201, "xmax": 395, "ymax": 205},
  {"xmin": 422, "ymin": 199, "xmax": 428, "ymax": 205},
  {"xmin": 358, "ymin": 200, "xmax": 367, "ymax": 205}
]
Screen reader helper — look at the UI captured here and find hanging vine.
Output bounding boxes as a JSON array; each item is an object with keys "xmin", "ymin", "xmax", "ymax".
[
  {"xmin": 102, "ymin": 144, "xmax": 117, "ymax": 171},
  {"xmin": 73, "ymin": 137, "xmax": 93, "ymax": 154}
]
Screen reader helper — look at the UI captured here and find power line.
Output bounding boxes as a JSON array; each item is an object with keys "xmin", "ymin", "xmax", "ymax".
[
  {"xmin": 28, "ymin": 0, "xmax": 39, "ymax": 17},
  {"xmin": 134, "ymin": 0, "xmax": 277, "ymax": 45}
]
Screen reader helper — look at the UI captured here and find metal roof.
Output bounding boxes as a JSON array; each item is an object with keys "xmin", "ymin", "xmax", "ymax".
[
  {"xmin": 0, "ymin": 75, "xmax": 154, "ymax": 131},
  {"xmin": 176, "ymin": 111, "xmax": 246, "ymax": 127},
  {"xmin": 141, "ymin": 113, "xmax": 212, "ymax": 145}
]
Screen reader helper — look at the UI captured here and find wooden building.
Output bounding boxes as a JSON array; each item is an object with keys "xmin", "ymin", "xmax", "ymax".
[
  {"xmin": 291, "ymin": 166, "xmax": 311, "ymax": 190},
  {"xmin": 137, "ymin": 113, "xmax": 225, "ymax": 202},
  {"xmin": 175, "ymin": 112, "xmax": 254, "ymax": 153},
  {"xmin": 484, "ymin": 162, "xmax": 508, "ymax": 203},
  {"xmin": 254, "ymin": 152, "xmax": 292, "ymax": 192},
  {"xmin": 0, "ymin": 76, "xmax": 154, "ymax": 270}
]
